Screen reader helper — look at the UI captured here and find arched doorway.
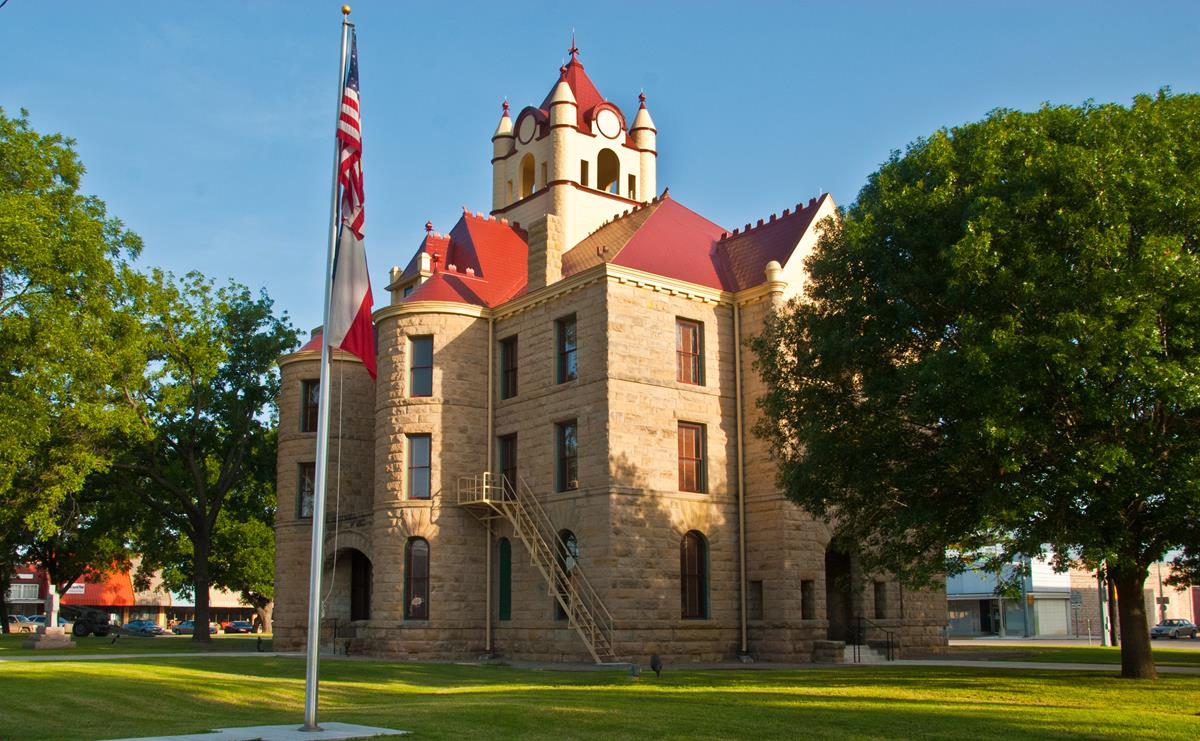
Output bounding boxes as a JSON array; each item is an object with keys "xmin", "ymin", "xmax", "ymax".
[
  {"xmin": 350, "ymin": 550, "xmax": 372, "ymax": 621},
  {"xmin": 825, "ymin": 548, "xmax": 853, "ymax": 641},
  {"xmin": 597, "ymin": 149, "xmax": 620, "ymax": 194},
  {"xmin": 326, "ymin": 547, "xmax": 372, "ymax": 624}
]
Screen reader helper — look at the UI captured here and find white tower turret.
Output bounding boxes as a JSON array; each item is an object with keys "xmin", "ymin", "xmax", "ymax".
[
  {"xmin": 491, "ymin": 100, "xmax": 515, "ymax": 211},
  {"xmin": 630, "ymin": 92, "xmax": 657, "ymax": 202}
]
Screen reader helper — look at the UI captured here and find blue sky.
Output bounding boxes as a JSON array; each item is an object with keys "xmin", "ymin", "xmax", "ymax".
[{"xmin": 2, "ymin": 1, "xmax": 1198, "ymax": 336}]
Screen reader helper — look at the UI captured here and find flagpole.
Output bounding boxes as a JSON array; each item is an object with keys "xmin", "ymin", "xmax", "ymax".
[{"xmin": 302, "ymin": 5, "xmax": 354, "ymax": 732}]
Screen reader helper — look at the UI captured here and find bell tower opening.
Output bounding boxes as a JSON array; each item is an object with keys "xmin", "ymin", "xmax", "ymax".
[
  {"xmin": 520, "ymin": 154, "xmax": 536, "ymax": 198},
  {"xmin": 597, "ymin": 149, "xmax": 620, "ymax": 194}
]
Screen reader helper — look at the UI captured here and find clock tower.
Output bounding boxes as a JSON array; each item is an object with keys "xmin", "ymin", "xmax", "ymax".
[{"xmin": 489, "ymin": 42, "xmax": 657, "ymax": 290}]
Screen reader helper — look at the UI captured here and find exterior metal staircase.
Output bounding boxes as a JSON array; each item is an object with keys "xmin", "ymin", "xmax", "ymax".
[{"xmin": 458, "ymin": 472, "xmax": 616, "ymax": 663}]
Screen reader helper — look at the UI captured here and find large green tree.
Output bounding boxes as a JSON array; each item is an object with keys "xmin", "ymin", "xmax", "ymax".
[
  {"xmin": 752, "ymin": 91, "xmax": 1200, "ymax": 679},
  {"xmin": 117, "ymin": 271, "xmax": 295, "ymax": 641},
  {"xmin": 0, "ymin": 108, "xmax": 145, "ymax": 630}
]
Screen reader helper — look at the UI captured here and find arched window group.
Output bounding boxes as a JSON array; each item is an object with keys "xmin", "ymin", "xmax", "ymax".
[
  {"xmin": 405, "ymin": 537, "xmax": 429, "ymax": 620},
  {"xmin": 681, "ymin": 531, "xmax": 708, "ymax": 619}
]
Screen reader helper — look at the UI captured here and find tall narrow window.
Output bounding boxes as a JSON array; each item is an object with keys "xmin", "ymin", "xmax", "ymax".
[
  {"xmin": 555, "ymin": 530, "xmax": 579, "ymax": 620},
  {"xmin": 297, "ymin": 462, "xmax": 315, "ymax": 518},
  {"xmin": 520, "ymin": 154, "xmax": 535, "ymax": 198},
  {"xmin": 678, "ymin": 423, "xmax": 706, "ymax": 492},
  {"xmin": 300, "ymin": 379, "xmax": 320, "ymax": 432},
  {"xmin": 500, "ymin": 335, "xmax": 518, "ymax": 399},
  {"xmin": 410, "ymin": 336, "xmax": 433, "ymax": 396},
  {"xmin": 556, "ymin": 420, "xmax": 578, "ymax": 492},
  {"xmin": 628, "ymin": 174, "xmax": 637, "ymax": 199},
  {"xmin": 676, "ymin": 319, "xmax": 704, "ymax": 385},
  {"xmin": 681, "ymin": 531, "xmax": 708, "ymax": 619},
  {"xmin": 556, "ymin": 314, "xmax": 577, "ymax": 383},
  {"xmin": 498, "ymin": 433, "xmax": 518, "ymax": 493},
  {"xmin": 498, "ymin": 538, "xmax": 512, "ymax": 621},
  {"xmin": 874, "ymin": 580, "xmax": 888, "ymax": 619},
  {"xmin": 405, "ymin": 538, "xmax": 430, "ymax": 620},
  {"xmin": 580, "ymin": 159, "xmax": 589, "ymax": 187},
  {"xmin": 408, "ymin": 434, "xmax": 431, "ymax": 499}
]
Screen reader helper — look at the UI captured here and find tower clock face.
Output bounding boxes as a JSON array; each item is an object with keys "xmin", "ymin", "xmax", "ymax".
[
  {"xmin": 517, "ymin": 115, "xmax": 537, "ymax": 144},
  {"xmin": 596, "ymin": 109, "xmax": 620, "ymax": 139}
]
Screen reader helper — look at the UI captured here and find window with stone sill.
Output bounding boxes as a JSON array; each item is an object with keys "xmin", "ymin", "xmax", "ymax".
[
  {"xmin": 409, "ymin": 335, "xmax": 433, "ymax": 397},
  {"xmin": 500, "ymin": 335, "xmax": 518, "ymax": 400},
  {"xmin": 300, "ymin": 379, "xmax": 319, "ymax": 432},
  {"xmin": 556, "ymin": 314, "xmax": 577, "ymax": 383},
  {"xmin": 297, "ymin": 462, "xmax": 315, "ymax": 518},
  {"xmin": 681, "ymin": 530, "xmax": 709, "ymax": 619},
  {"xmin": 678, "ymin": 422, "xmax": 706, "ymax": 493},
  {"xmin": 676, "ymin": 319, "xmax": 704, "ymax": 385},
  {"xmin": 407, "ymin": 434, "xmax": 432, "ymax": 500},
  {"xmin": 405, "ymin": 537, "xmax": 430, "ymax": 620},
  {"xmin": 556, "ymin": 420, "xmax": 578, "ymax": 492}
]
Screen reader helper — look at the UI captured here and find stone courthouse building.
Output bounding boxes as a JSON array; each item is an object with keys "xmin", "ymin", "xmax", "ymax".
[{"xmin": 274, "ymin": 46, "xmax": 947, "ymax": 663}]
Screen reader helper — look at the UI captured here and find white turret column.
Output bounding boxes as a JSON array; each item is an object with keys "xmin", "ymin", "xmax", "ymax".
[
  {"xmin": 491, "ymin": 100, "xmax": 515, "ymax": 211},
  {"xmin": 630, "ymin": 92, "xmax": 657, "ymax": 202}
]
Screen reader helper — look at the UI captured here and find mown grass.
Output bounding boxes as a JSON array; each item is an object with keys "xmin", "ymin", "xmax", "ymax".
[
  {"xmin": 0, "ymin": 633, "xmax": 271, "ymax": 656},
  {"xmin": 946, "ymin": 644, "xmax": 1200, "ymax": 667},
  {"xmin": 0, "ymin": 656, "xmax": 1197, "ymax": 740}
]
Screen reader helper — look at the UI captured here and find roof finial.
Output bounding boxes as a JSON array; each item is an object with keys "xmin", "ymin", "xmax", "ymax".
[
  {"xmin": 639, "ymin": 89, "xmax": 647, "ymax": 108},
  {"xmin": 425, "ymin": 220, "xmax": 433, "ymax": 234},
  {"xmin": 502, "ymin": 98, "xmax": 509, "ymax": 116},
  {"xmin": 569, "ymin": 30, "xmax": 579, "ymax": 61}
]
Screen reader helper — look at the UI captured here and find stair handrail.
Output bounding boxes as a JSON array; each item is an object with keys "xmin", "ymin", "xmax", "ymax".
[
  {"xmin": 853, "ymin": 615, "xmax": 898, "ymax": 661},
  {"xmin": 508, "ymin": 474, "xmax": 614, "ymax": 644}
]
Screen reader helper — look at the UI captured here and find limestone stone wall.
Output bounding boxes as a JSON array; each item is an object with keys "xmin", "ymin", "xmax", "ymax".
[{"xmin": 274, "ymin": 351, "xmax": 376, "ymax": 651}]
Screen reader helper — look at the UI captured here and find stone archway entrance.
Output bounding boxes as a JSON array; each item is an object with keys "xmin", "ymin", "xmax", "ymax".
[
  {"xmin": 825, "ymin": 548, "xmax": 853, "ymax": 641},
  {"xmin": 350, "ymin": 549, "xmax": 372, "ymax": 621}
]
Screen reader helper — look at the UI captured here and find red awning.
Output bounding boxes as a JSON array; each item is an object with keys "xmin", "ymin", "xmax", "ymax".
[{"xmin": 61, "ymin": 571, "xmax": 135, "ymax": 607}]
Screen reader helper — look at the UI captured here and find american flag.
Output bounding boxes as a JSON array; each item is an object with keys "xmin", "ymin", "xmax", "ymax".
[{"xmin": 337, "ymin": 32, "xmax": 364, "ymax": 238}]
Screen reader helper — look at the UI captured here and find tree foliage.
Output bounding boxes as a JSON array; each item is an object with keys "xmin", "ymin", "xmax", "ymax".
[
  {"xmin": 0, "ymin": 108, "xmax": 146, "ymax": 630},
  {"xmin": 118, "ymin": 271, "xmax": 296, "ymax": 639},
  {"xmin": 752, "ymin": 91, "xmax": 1200, "ymax": 679}
]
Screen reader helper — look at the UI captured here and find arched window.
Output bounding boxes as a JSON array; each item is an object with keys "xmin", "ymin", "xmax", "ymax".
[
  {"xmin": 554, "ymin": 529, "xmax": 578, "ymax": 620},
  {"xmin": 597, "ymin": 149, "xmax": 620, "ymax": 194},
  {"xmin": 681, "ymin": 531, "xmax": 708, "ymax": 619},
  {"xmin": 498, "ymin": 537, "xmax": 512, "ymax": 621},
  {"xmin": 405, "ymin": 538, "xmax": 430, "ymax": 620},
  {"xmin": 520, "ymin": 154, "xmax": 536, "ymax": 198}
]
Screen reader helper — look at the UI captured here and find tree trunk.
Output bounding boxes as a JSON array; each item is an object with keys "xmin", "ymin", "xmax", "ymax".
[
  {"xmin": 1111, "ymin": 563, "xmax": 1156, "ymax": 679},
  {"xmin": 0, "ymin": 572, "xmax": 10, "ymax": 635},
  {"xmin": 254, "ymin": 601, "xmax": 273, "ymax": 634},
  {"xmin": 193, "ymin": 534, "xmax": 213, "ymax": 643}
]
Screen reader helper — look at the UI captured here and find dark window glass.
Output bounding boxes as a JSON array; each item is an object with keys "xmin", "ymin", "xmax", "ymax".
[
  {"xmin": 408, "ymin": 434, "xmax": 431, "ymax": 499},
  {"xmin": 500, "ymin": 336, "xmax": 518, "ymax": 399},
  {"xmin": 410, "ymin": 336, "xmax": 433, "ymax": 396},
  {"xmin": 301, "ymin": 380, "xmax": 320, "ymax": 432},
  {"xmin": 681, "ymin": 531, "xmax": 708, "ymax": 619},
  {"xmin": 297, "ymin": 462, "xmax": 315, "ymax": 518},
  {"xmin": 678, "ymin": 423, "xmax": 706, "ymax": 492},
  {"xmin": 350, "ymin": 550, "xmax": 371, "ymax": 621},
  {"xmin": 556, "ymin": 420, "xmax": 578, "ymax": 492},
  {"xmin": 556, "ymin": 315, "xmax": 577, "ymax": 383},
  {"xmin": 874, "ymin": 580, "xmax": 888, "ymax": 620},
  {"xmin": 748, "ymin": 580, "xmax": 764, "ymax": 621},
  {"xmin": 403, "ymin": 284, "xmax": 415, "ymax": 297},
  {"xmin": 498, "ymin": 538, "xmax": 512, "ymax": 621},
  {"xmin": 498, "ymin": 433, "xmax": 518, "ymax": 494},
  {"xmin": 676, "ymin": 319, "xmax": 704, "ymax": 385},
  {"xmin": 555, "ymin": 530, "xmax": 579, "ymax": 620},
  {"xmin": 404, "ymin": 538, "xmax": 430, "ymax": 620}
]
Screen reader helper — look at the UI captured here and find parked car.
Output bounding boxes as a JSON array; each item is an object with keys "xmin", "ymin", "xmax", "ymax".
[
  {"xmin": 6, "ymin": 614, "xmax": 35, "ymax": 633},
  {"xmin": 222, "ymin": 621, "xmax": 255, "ymax": 634},
  {"xmin": 122, "ymin": 620, "xmax": 165, "ymax": 636},
  {"xmin": 1150, "ymin": 619, "xmax": 1198, "ymax": 639},
  {"xmin": 26, "ymin": 615, "xmax": 68, "ymax": 628},
  {"xmin": 172, "ymin": 620, "xmax": 217, "ymax": 635}
]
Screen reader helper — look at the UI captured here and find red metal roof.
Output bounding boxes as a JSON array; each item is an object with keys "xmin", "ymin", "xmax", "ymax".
[
  {"xmin": 716, "ymin": 194, "xmax": 830, "ymax": 291},
  {"xmin": 401, "ymin": 211, "xmax": 528, "ymax": 308}
]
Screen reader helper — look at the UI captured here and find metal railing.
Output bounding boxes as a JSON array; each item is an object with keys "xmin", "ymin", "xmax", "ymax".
[
  {"xmin": 457, "ymin": 472, "xmax": 616, "ymax": 662},
  {"xmin": 850, "ymin": 615, "xmax": 898, "ymax": 662}
]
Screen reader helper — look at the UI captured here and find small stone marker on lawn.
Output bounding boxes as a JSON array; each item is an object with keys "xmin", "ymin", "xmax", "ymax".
[{"xmin": 22, "ymin": 587, "xmax": 75, "ymax": 650}]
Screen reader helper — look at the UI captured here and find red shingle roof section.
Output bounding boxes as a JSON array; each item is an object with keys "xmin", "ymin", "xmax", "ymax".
[
  {"xmin": 716, "ymin": 194, "xmax": 830, "ymax": 291},
  {"xmin": 400, "ymin": 212, "xmax": 528, "ymax": 308},
  {"xmin": 540, "ymin": 57, "xmax": 609, "ymax": 133}
]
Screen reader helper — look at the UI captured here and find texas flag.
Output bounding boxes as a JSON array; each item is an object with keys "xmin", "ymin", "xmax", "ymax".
[{"xmin": 326, "ymin": 31, "xmax": 376, "ymax": 379}]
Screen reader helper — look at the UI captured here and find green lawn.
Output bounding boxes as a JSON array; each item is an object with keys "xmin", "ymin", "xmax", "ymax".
[
  {"xmin": 0, "ymin": 656, "xmax": 1197, "ymax": 740},
  {"xmin": 0, "ymin": 633, "xmax": 271, "ymax": 656},
  {"xmin": 946, "ymin": 644, "xmax": 1200, "ymax": 667}
]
